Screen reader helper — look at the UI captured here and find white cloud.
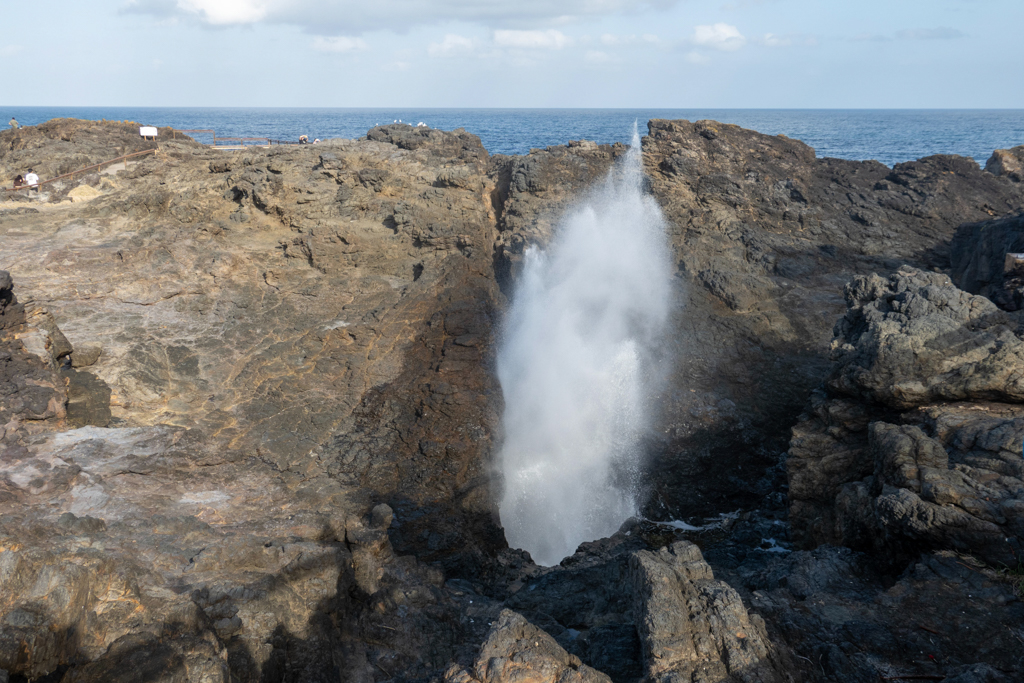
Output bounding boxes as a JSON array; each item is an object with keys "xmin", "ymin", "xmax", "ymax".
[
  {"xmin": 312, "ymin": 35, "xmax": 368, "ymax": 52},
  {"xmin": 600, "ymin": 33, "xmax": 660, "ymax": 46},
  {"xmin": 0, "ymin": 45, "xmax": 22, "ymax": 57},
  {"xmin": 585, "ymin": 50, "xmax": 615, "ymax": 63},
  {"xmin": 760, "ymin": 32, "xmax": 817, "ymax": 48},
  {"xmin": 854, "ymin": 27, "xmax": 966, "ymax": 43},
  {"xmin": 428, "ymin": 34, "xmax": 476, "ymax": 57},
  {"xmin": 692, "ymin": 23, "xmax": 746, "ymax": 51},
  {"xmin": 896, "ymin": 27, "xmax": 966, "ymax": 40},
  {"xmin": 122, "ymin": 0, "xmax": 683, "ymax": 34},
  {"xmin": 178, "ymin": 0, "xmax": 268, "ymax": 25},
  {"xmin": 494, "ymin": 29, "xmax": 571, "ymax": 49}
]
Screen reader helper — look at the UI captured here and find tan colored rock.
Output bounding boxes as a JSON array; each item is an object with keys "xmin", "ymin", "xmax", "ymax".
[
  {"xmin": 985, "ymin": 146, "xmax": 1024, "ymax": 182},
  {"xmin": 70, "ymin": 342, "xmax": 102, "ymax": 367},
  {"xmin": 629, "ymin": 541, "xmax": 784, "ymax": 683},
  {"xmin": 444, "ymin": 609, "xmax": 611, "ymax": 683}
]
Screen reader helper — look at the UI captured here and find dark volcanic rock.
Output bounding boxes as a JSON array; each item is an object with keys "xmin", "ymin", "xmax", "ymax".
[
  {"xmin": 788, "ymin": 267, "xmax": 1024, "ymax": 566},
  {"xmin": 366, "ymin": 123, "xmax": 489, "ymax": 162},
  {"xmin": 0, "ymin": 273, "xmax": 68, "ymax": 438},
  {"xmin": 4, "ymin": 117, "xmax": 1024, "ymax": 683},
  {"xmin": 636, "ymin": 119, "xmax": 1024, "ymax": 520},
  {"xmin": 950, "ymin": 212, "xmax": 1024, "ymax": 308},
  {"xmin": 710, "ymin": 543, "xmax": 1024, "ymax": 683}
]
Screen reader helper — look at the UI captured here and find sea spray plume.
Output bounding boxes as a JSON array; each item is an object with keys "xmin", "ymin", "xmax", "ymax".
[{"xmin": 496, "ymin": 125, "xmax": 673, "ymax": 566}]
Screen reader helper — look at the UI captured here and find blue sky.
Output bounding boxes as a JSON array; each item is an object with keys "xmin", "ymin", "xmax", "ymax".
[{"xmin": 3, "ymin": 0, "xmax": 1022, "ymax": 107}]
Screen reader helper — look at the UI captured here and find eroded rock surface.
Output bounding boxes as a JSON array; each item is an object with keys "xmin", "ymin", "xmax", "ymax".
[
  {"xmin": 0, "ymin": 270, "xmax": 68, "ymax": 439},
  {"xmin": 629, "ymin": 541, "xmax": 785, "ymax": 683},
  {"xmin": 1, "ymin": 122, "xmax": 506, "ymax": 682},
  {"xmin": 444, "ymin": 609, "xmax": 612, "ymax": 683},
  {"xmin": 985, "ymin": 145, "xmax": 1024, "ymax": 182},
  {"xmin": 3, "ymin": 117, "xmax": 1024, "ymax": 682},
  {"xmin": 706, "ymin": 539, "xmax": 1024, "ymax": 683},
  {"xmin": 788, "ymin": 267, "xmax": 1024, "ymax": 566}
]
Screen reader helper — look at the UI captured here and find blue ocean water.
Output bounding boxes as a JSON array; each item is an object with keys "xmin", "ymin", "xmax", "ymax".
[{"xmin": 4, "ymin": 107, "xmax": 1023, "ymax": 168}]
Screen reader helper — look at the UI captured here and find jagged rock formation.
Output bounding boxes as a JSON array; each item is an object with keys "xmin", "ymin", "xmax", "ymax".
[
  {"xmin": 637, "ymin": 121, "xmax": 1024, "ymax": 517},
  {"xmin": 788, "ymin": 267, "xmax": 1024, "ymax": 566},
  {"xmin": 3, "ymin": 118, "xmax": 1024, "ymax": 682},
  {"xmin": 629, "ymin": 541, "xmax": 784, "ymax": 683},
  {"xmin": 707, "ymin": 539, "xmax": 1024, "ymax": 683},
  {"xmin": 444, "ymin": 609, "xmax": 612, "ymax": 683}
]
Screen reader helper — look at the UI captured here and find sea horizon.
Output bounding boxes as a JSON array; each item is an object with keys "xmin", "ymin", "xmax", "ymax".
[{"xmin": 4, "ymin": 106, "xmax": 1023, "ymax": 166}]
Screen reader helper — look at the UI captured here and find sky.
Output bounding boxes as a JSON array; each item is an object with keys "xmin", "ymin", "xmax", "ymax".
[{"xmin": 3, "ymin": 0, "xmax": 1022, "ymax": 108}]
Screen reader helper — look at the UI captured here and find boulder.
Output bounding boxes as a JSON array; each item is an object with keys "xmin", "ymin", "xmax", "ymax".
[
  {"xmin": 70, "ymin": 342, "xmax": 102, "ymax": 367},
  {"xmin": 826, "ymin": 267, "xmax": 1024, "ymax": 408},
  {"xmin": 629, "ymin": 541, "xmax": 784, "ymax": 683},
  {"xmin": 443, "ymin": 609, "xmax": 612, "ymax": 683},
  {"xmin": 985, "ymin": 145, "xmax": 1024, "ymax": 182}
]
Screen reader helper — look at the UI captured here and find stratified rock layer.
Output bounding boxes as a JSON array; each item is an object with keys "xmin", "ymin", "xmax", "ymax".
[{"xmin": 1, "ymin": 123, "xmax": 505, "ymax": 682}]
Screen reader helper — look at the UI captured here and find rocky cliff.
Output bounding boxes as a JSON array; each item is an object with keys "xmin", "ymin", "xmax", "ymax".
[{"xmin": 2, "ymin": 118, "xmax": 1024, "ymax": 682}]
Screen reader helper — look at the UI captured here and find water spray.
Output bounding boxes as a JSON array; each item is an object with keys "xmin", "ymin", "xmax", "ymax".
[{"xmin": 496, "ymin": 124, "xmax": 673, "ymax": 566}]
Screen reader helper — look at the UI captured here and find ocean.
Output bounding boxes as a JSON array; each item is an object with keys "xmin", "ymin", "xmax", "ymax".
[{"xmin": 4, "ymin": 107, "xmax": 1023, "ymax": 168}]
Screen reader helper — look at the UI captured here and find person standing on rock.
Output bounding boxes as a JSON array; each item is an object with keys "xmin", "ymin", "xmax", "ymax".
[
  {"xmin": 24, "ymin": 169, "xmax": 39, "ymax": 190},
  {"xmin": 8, "ymin": 117, "xmax": 18, "ymax": 129}
]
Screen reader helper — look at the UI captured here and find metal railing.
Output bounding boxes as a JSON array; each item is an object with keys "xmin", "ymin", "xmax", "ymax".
[{"xmin": 3, "ymin": 148, "xmax": 157, "ymax": 192}]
